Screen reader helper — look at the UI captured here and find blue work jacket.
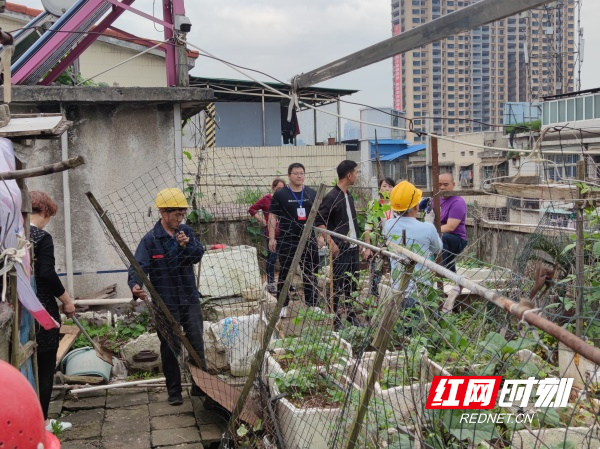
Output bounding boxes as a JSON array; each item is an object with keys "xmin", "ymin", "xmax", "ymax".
[{"xmin": 128, "ymin": 221, "xmax": 203, "ymax": 306}]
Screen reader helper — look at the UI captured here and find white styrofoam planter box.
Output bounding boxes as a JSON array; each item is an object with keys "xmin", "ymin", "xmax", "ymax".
[
  {"xmin": 455, "ymin": 267, "xmax": 511, "ymax": 284},
  {"xmin": 354, "ymin": 352, "xmax": 429, "ymax": 421},
  {"xmin": 198, "ymin": 245, "xmax": 262, "ymax": 298},
  {"xmin": 558, "ymin": 342, "xmax": 600, "ymax": 389},
  {"xmin": 269, "ymin": 361, "xmax": 358, "ymax": 449},
  {"xmin": 264, "ymin": 335, "xmax": 353, "ymax": 393}
]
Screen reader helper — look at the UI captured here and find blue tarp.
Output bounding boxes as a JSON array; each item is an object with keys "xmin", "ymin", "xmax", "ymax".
[{"xmin": 379, "ymin": 144, "xmax": 426, "ymax": 161}]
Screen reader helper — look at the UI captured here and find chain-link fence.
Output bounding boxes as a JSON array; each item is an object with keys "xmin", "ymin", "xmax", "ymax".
[{"xmin": 85, "ymin": 150, "xmax": 600, "ymax": 449}]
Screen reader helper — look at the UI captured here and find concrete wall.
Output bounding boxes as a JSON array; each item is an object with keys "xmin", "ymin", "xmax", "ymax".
[{"xmin": 18, "ymin": 103, "xmax": 178, "ymax": 298}]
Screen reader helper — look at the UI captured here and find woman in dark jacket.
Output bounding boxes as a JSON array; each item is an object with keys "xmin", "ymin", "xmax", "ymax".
[
  {"xmin": 30, "ymin": 190, "xmax": 75, "ymax": 432},
  {"xmin": 248, "ymin": 178, "xmax": 285, "ymax": 293}
]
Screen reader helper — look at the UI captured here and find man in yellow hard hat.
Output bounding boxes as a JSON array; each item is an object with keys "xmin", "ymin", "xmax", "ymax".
[
  {"xmin": 383, "ymin": 181, "xmax": 442, "ymax": 298},
  {"xmin": 128, "ymin": 187, "xmax": 208, "ymax": 407}
]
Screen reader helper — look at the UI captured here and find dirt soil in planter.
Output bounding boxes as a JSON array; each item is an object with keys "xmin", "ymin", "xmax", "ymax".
[{"xmin": 286, "ymin": 380, "xmax": 344, "ymax": 409}]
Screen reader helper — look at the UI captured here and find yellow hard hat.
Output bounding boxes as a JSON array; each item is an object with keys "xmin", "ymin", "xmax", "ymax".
[
  {"xmin": 389, "ymin": 180, "xmax": 422, "ymax": 212},
  {"xmin": 155, "ymin": 188, "xmax": 189, "ymax": 209}
]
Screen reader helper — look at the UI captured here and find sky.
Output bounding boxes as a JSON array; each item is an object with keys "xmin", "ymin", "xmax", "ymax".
[{"xmin": 13, "ymin": 0, "xmax": 600, "ymax": 133}]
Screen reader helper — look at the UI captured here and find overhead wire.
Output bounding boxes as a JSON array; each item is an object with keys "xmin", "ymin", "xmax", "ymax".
[
  {"xmin": 76, "ymin": 38, "xmax": 170, "ymax": 85},
  {"xmin": 185, "ymin": 39, "xmax": 543, "ymax": 155}
]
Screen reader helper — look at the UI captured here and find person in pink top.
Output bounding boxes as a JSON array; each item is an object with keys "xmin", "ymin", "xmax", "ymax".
[{"xmin": 248, "ymin": 178, "xmax": 285, "ymax": 293}]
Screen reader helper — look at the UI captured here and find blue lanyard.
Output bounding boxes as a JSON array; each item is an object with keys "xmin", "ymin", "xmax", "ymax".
[{"xmin": 288, "ymin": 186, "xmax": 304, "ymax": 208}]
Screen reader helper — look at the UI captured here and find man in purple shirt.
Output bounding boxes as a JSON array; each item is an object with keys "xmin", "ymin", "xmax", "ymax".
[{"xmin": 439, "ymin": 173, "xmax": 468, "ymax": 313}]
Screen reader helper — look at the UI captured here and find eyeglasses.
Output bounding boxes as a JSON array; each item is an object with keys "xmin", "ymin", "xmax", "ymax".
[{"xmin": 290, "ymin": 172, "xmax": 305, "ymax": 176}]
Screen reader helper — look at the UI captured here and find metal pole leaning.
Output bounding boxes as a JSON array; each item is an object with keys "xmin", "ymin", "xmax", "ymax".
[
  {"xmin": 220, "ymin": 183, "xmax": 327, "ymax": 447},
  {"xmin": 316, "ymin": 228, "xmax": 600, "ymax": 366},
  {"xmin": 85, "ymin": 192, "xmax": 205, "ymax": 370},
  {"xmin": 294, "ymin": 0, "xmax": 551, "ymax": 89},
  {"xmin": 343, "ymin": 264, "xmax": 415, "ymax": 449}
]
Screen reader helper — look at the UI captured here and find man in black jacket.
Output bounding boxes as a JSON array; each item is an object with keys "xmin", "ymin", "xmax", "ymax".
[
  {"xmin": 316, "ymin": 160, "xmax": 361, "ymax": 330},
  {"xmin": 268, "ymin": 163, "xmax": 320, "ymax": 318}
]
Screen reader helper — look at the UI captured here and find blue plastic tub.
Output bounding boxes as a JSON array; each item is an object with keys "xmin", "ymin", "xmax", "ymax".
[{"xmin": 62, "ymin": 347, "xmax": 113, "ymax": 382}]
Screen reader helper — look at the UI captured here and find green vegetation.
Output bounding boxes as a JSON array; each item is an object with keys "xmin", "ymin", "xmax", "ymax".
[
  {"xmin": 66, "ymin": 311, "xmax": 153, "ymax": 352},
  {"xmin": 504, "ymin": 119, "xmax": 541, "ymax": 135}
]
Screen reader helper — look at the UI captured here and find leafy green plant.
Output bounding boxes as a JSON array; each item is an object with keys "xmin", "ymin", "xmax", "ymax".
[
  {"xmin": 126, "ymin": 371, "xmax": 155, "ymax": 381},
  {"xmin": 182, "ymin": 178, "xmax": 213, "ymax": 228},
  {"xmin": 67, "ymin": 311, "xmax": 153, "ymax": 352},
  {"xmin": 476, "ymin": 332, "xmax": 554, "ymax": 379},
  {"xmin": 236, "ymin": 419, "xmax": 263, "ymax": 448},
  {"xmin": 269, "ymin": 308, "xmax": 352, "ymax": 405},
  {"xmin": 246, "ymin": 216, "xmax": 267, "ymax": 257},
  {"xmin": 50, "ymin": 420, "xmax": 65, "ymax": 438},
  {"xmin": 504, "ymin": 119, "xmax": 541, "ymax": 135},
  {"xmin": 236, "ymin": 186, "xmax": 265, "ymax": 205}
]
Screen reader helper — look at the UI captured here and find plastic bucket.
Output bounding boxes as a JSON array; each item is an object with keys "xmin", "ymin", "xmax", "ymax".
[{"xmin": 62, "ymin": 347, "xmax": 113, "ymax": 382}]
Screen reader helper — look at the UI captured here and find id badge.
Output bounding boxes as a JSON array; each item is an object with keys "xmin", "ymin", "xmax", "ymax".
[{"xmin": 297, "ymin": 207, "xmax": 307, "ymax": 221}]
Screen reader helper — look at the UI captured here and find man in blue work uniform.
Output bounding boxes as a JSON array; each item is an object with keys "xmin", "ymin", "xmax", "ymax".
[{"xmin": 128, "ymin": 187, "xmax": 207, "ymax": 406}]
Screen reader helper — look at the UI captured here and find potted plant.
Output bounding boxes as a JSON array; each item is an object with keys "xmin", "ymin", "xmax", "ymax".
[{"xmin": 264, "ymin": 308, "xmax": 355, "ymax": 449}]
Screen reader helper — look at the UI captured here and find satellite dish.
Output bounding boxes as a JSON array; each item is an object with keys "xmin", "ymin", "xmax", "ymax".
[{"xmin": 41, "ymin": 0, "xmax": 78, "ymax": 17}]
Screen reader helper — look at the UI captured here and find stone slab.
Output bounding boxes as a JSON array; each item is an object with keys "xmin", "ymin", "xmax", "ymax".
[
  {"xmin": 63, "ymin": 394, "xmax": 106, "ymax": 411},
  {"xmin": 103, "ymin": 404, "xmax": 149, "ymax": 429},
  {"xmin": 151, "ymin": 413, "xmax": 197, "ymax": 431},
  {"xmin": 48, "ymin": 398, "xmax": 64, "ymax": 419},
  {"xmin": 107, "ymin": 387, "xmax": 148, "ymax": 395},
  {"xmin": 190, "ymin": 396, "xmax": 229, "ymax": 426},
  {"xmin": 149, "ymin": 389, "xmax": 169, "ymax": 403},
  {"xmin": 61, "ymin": 440, "xmax": 104, "ymax": 449},
  {"xmin": 105, "ymin": 391, "xmax": 149, "ymax": 409},
  {"xmin": 157, "ymin": 444, "xmax": 204, "ymax": 449},
  {"xmin": 198, "ymin": 423, "xmax": 224, "ymax": 444},
  {"xmin": 102, "ymin": 406, "xmax": 150, "ymax": 449},
  {"xmin": 152, "ymin": 427, "xmax": 202, "ymax": 447},
  {"xmin": 149, "ymin": 400, "xmax": 193, "ymax": 417},
  {"xmin": 62, "ymin": 409, "xmax": 104, "ymax": 441},
  {"xmin": 101, "ymin": 432, "xmax": 151, "ymax": 449}
]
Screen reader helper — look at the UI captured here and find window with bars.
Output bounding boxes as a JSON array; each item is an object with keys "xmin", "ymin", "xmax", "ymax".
[
  {"xmin": 482, "ymin": 161, "xmax": 508, "ymax": 181},
  {"xmin": 411, "ymin": 166, "xmax": 427, "ymax": 186},
  {"xmin": 544, "ymin": 153, "xmax": 580, "ymax": 181}
]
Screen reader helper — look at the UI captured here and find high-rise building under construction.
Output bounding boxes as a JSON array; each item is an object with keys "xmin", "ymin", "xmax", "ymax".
[{"xmin": 392, "ymin": 0, "xmax": 579, "ymax": 141}]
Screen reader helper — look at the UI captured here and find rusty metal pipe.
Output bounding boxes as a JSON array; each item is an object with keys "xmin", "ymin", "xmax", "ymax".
[{"xmin": 315, "ymin": 227, "xmax": 600, "ymax": 366}]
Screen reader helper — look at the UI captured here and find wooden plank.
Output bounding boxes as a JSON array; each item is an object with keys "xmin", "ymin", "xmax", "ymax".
[
  {"xmin": 60, "ymin": 324, "xmax": 81, "ymax": 335},
  {"xmin": 491, "ymin": 182, "xmax": 580, "ymax": 201},
  {"xmin": 64, "ymin": 375, "xmax": 105, "ymax": 385},
  {"xmin": 17, "ymin": 341, "xmax": 36, "ymax": 368},
  {"xmin": 188, "ymin": 364, "xmax": 260, "ymax": 426},
  {"xmin": 0, "ymin": 116, "xmax": 71, "ymax": 137},
  {"xmin": 56, "ymin": 325, "xmax": 81, "ymax": 368}
]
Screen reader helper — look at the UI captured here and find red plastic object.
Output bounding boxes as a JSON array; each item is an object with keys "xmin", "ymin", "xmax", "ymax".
[
  {"xmin": 209, "ymin": 244, "xmax": 228, "ymax": 250},
  {"xmin": 0, "ymin": 359, "xmax": 61, "ymax": 448}
]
